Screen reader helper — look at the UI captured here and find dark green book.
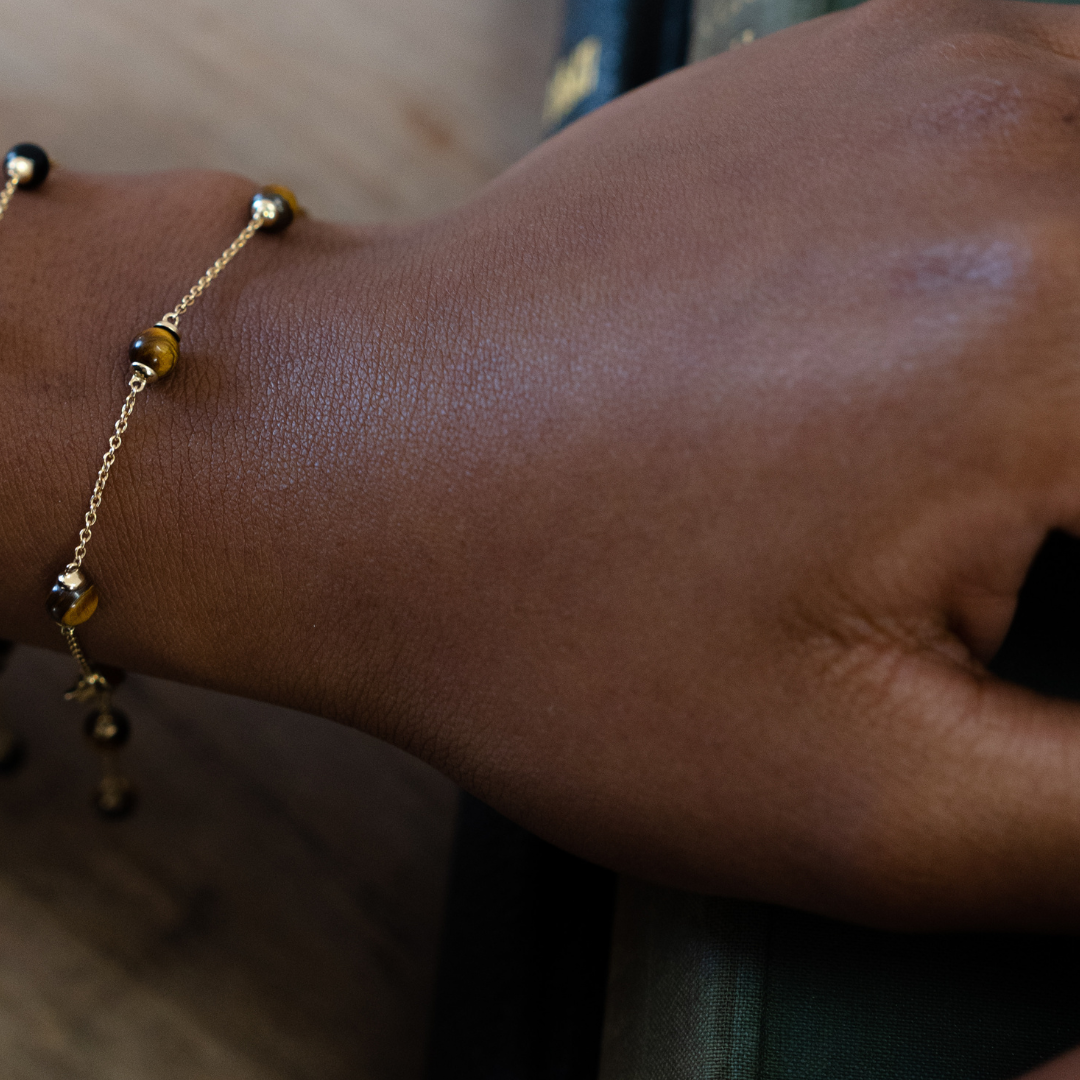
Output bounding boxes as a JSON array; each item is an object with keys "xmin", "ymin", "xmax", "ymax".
[
  {"xmin": 689, "ymin": 0, "xmax": 1069, "ymax": 60},
  {"xmin": 601, "ymin": 881, "xmax": 1080, "ymax": 1080},
  {"xmin": 689, "ymin": 0, "xmax": 834, "ymax": 59},
  {"xmin": 543, "ymin": 0, "xmax": 692, "ymax": 134}
]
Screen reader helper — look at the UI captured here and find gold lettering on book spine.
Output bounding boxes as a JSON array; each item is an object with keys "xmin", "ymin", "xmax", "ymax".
[{"xmin": 542, "ymin": 36, "xmax": 602, "ymax": 131}]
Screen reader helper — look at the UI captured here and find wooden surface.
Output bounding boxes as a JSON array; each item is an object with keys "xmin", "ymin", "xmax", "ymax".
[
  {"xmin": 0, "ymin": 1, "xmax": 562, "ymax": 1077},
  {"xmin": 1, "ymin": 0, "xmax": 562, "ymax": 223}
]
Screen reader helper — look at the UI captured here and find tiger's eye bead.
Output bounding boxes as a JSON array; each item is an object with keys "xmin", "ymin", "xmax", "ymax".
[
  {"xmin": 94, "ymin": 775, "xmax": 136, "ymax": 818},
  {"xmin": 47, "ymin": 568, "xmax": 99, "ymax": 627},
  {"xmin": 5, "ymin": 143, "xmax": 49, "ymax": 189},
  {"xmin": 129, "ymin": 324, "xmax": 180, "ymax": 382},
  {"xmin": 85, "ymin": 709, "xmax": 130, "ymax": 749},
  {"xmin": 251, "ymin": 185, "xmax": 299, "ymax": 233}
]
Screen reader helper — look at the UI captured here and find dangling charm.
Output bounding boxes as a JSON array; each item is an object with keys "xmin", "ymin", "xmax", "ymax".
[
  {"xmin": 84, "ymin": 702, "xmax": 134, "ymax": 818},
  {"xmin": 48, "ymin": 575, "xmax": 135, "ymax": 818},
  {"xmin": 64, "ymin": 669, "xmax": 113, "ymax": 705}
]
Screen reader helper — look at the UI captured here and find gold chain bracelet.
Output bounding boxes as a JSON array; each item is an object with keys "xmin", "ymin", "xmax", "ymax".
[{"xmin": 42, "ymin": 179, "xmax": 300, "ymax": 816}]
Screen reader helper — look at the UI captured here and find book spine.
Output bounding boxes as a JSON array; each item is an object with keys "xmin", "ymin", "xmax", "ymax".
[
  {"xmin": 688, "ymin": 0, "xmax": 834, "ymax": 62},
  {"xmin": 599, "ymin": 881, "xmax": 770, "ymax": 1080},
  {"xmin": 543, "ymin": 0, "xmax": 693, "ymax": 135}
]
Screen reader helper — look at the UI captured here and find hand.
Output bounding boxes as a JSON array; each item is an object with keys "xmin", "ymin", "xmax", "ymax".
[
  {"xmin": 1023, "ymin": 1046, "xmax": 1080, "ymax": 1078},
  {"xmin": 412, "ymin": 0, "xmax": 1080, "ymax": 928},
  {"xmin": 4, "ymin": 0, "xmax": 1080, "ymax": 930}
]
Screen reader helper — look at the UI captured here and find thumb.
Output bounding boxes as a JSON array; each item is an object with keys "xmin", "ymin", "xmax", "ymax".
[
  {"xmin": 822, "ymin": 521, "xmax": 1080, "ymax": 929},
  {"xmin": 827, "ymin": 640, "xmax": 1080, "ymax": 929}
]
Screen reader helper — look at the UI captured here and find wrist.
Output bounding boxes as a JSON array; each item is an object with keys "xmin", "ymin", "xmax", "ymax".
[{"xmin": 0, "ymin": 168, "xmax": 437, "ymax": 736}]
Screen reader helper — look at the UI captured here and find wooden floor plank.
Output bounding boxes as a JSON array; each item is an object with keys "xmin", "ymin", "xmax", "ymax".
[{"xmin": 0, "ymin": 0, "xmax": 561, "ymax": 222}]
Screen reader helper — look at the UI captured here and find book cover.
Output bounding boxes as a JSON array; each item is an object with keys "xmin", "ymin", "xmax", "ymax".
[
  {"xmin": 600, "ymin": 880, "xmax": 1080, "ymax": 1080},
  {"xmin": 689, "ymin": 0, "xmax": 832, "ymax": 61},
  {"xmin": 690, "ymin": 0, "xmax": 1080, "ymax": 63},
  {"xmin": 543, "ymin": 0, "xmax": 692, "ymax": 134}
]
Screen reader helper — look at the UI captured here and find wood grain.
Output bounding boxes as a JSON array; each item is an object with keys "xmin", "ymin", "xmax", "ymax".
[
  {"xmin": 0, "ymin": 0, "xmax": 561, "ymax": 222},
  {"xmin": 0, "ymin": 1, "xmax": 562, "ymax": 1076}
]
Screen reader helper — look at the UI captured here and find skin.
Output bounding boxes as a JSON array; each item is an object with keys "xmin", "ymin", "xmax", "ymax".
[
  {"xmin": 6, "ymin": 0, "xmax": 1080, "ymax": 994},
  {"xmin": 1026, "ymin": 1047, "xmax": 1080, "ymax": 1079}
]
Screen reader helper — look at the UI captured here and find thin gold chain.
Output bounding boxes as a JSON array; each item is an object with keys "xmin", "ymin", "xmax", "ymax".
[
  {"xmin": 66, "ymin": 372, "xmax": 147, "ymax": 574},
  {"xmin": 65, "ymin": 209, "xmax": 270, "ymax": 574},
  {"xmin": 0, "ymin": 172, "xmax": 20, "ymax": 226},
  {"xmin": 50, "ymin": 191, "xmax": 282, "ymax": 816},
  {"xmin": 61, "ymin": 626, "xmax": 94, "ymax": 677},
  {"xmin": 162, "ymin": 214, "xmax": 264, "ymax": 327}
]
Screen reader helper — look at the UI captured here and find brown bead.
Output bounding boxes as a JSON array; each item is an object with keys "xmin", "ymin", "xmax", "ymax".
[
  {"xmin": 85, "ymin": 709, "xmax": 130, "ymax": 749},
  {"xmin": 129, "ymin": 324, "xmax": 179, "ymax": 382},
  {"xmin": 47, "ymin": 568, "xmax": 98, "ymax": 627},
  {"xmin": 251, "ymin": 184, "xmax": 299, "ymax": 233},
  {"xmin": 94, "ymin": 775, "xmax": 136, "ymax": 818}
]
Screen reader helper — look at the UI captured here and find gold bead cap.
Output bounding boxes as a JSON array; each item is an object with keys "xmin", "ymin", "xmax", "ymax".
[
  {"xmin": 251, "ymin": 185, "xmax": 301, "ymax": 233},
  {"xmin": 7, "ymin": 157, "xmax": 33, "ymax": 184}
]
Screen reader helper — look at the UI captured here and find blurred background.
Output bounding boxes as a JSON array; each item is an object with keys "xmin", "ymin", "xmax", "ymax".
[{"xmin": 0, "ymin": 1, "xmax": 562, "ymax": 1077}]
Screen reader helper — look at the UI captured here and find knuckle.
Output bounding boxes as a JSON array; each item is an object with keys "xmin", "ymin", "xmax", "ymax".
[
  {"xmin": 939, "ymin": 216, "xmax": 1080, "ymax": 355},
  {"xmin": 882, "ymin": 204, "xmax": 1080, "ymax": 360},
  {"xmin": 902, "ymin": 217, "xmax": 1080, "ymax": 312},
  {"xmin": 906, "ymin": 37, "xmax": 1080, "ymax": 160}
]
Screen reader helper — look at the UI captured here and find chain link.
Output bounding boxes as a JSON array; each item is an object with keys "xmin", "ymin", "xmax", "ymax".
[
  {"xmin": 63, "ymin": 207, "xmax": 270, "ymax": 575},
  {"xmin": 0, "ymin": 172, "xmax": 20, "ymax": 226},
  {"xmin": 163, "ymin": 213, "xmax": 265, "ymax": 327},
  {"xmin": 50, "ymin": 197, "xmax": 280, "ymax": 816},
  {"xmin": 61, "ymin": 626, "xmax": 95, "ymax": 677},
  {"xmin": 66, "ymin": 372, "xmax": 147, "ymax": 573}
]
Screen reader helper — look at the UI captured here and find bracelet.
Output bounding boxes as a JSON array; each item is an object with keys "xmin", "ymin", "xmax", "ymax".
[{"xmin": 3, "ymin": 143, "xmax": 300, "ymax": 816}]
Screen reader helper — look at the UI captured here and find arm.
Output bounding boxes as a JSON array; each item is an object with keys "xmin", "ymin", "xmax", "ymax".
[{"xmin": 4, "ymin": 0, "xmax": 1080, "ymax": 929}]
